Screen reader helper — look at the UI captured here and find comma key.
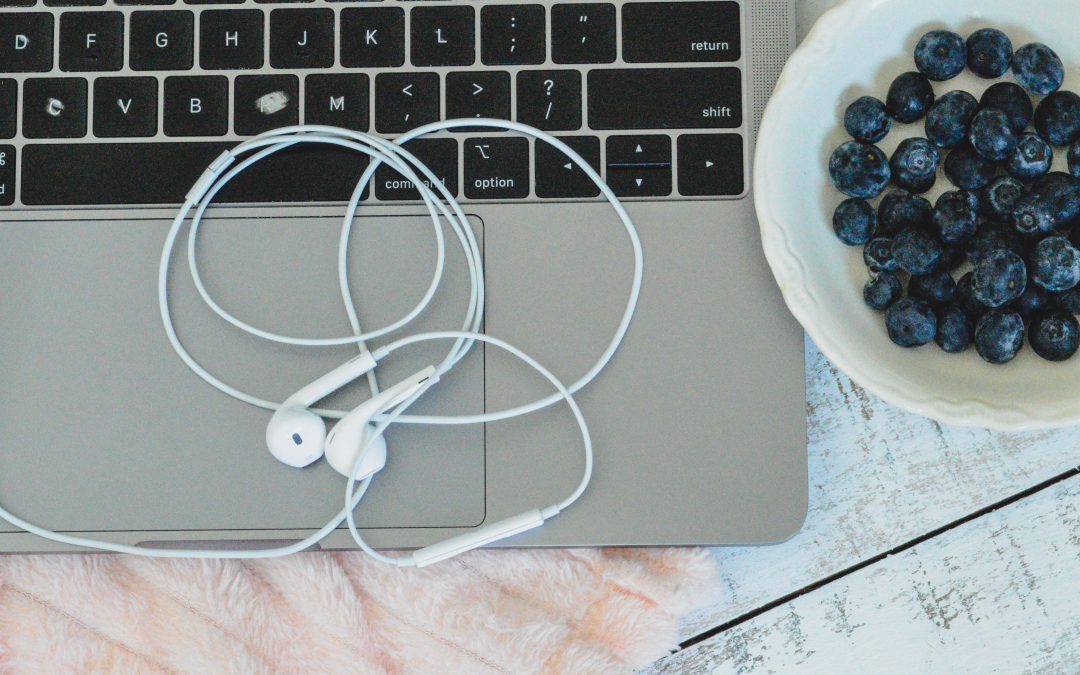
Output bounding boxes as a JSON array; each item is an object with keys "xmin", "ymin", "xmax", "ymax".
[
  {"xmin": 464, "ymin": 137, "xmax": 529, "ymax": 199},
  {"xmin": 0, "ymin": 146, "xmax": 13, "ymax": 205}
]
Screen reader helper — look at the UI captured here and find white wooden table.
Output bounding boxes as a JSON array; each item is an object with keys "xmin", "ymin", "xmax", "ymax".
[{"xmin": 644, "ymin": 1, "xmax": 1080, "ymax": 671}]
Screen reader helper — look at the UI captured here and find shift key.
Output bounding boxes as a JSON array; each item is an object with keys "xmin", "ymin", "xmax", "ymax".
[
  {"xmin": 587, "ymin": 68, "xmax": 741, "ymax": 130},
  {"xmin": 0, "ymin": 146, "xmax": 13, "ymax": 205}
]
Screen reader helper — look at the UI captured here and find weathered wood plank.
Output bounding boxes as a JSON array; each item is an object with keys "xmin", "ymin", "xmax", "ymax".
[{"xmin": 647, "ymin": 474, "xmax": 1080, "ymax": 674}]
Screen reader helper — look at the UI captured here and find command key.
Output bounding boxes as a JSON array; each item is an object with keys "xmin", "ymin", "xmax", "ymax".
[{"xmin": 0, "ymin": 146, "xmax": 13, "ymax": 206}]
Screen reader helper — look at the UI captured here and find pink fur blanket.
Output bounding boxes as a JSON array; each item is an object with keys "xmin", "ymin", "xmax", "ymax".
[{"xmin": 0, "ymin": 547, "xmax": 717, "ymax": 673}]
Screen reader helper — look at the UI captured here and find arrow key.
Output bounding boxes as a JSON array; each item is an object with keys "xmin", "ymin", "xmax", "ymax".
[
  {"xmin": 446, "ymin": 71, "xmax": 510, "ymax": 131},
  {"xmin": 677, "ymin": 133, "xmax": 744, "ymax": 196},
  {"xmin": 536, "ymin": 135, "xmax": 600, "ymax": 198},
  {"xmin": 606, "ymin": 134, "xmax": 671, "ymax": 197}
]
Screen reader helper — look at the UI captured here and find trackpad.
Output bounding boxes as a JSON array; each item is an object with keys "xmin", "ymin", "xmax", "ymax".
[{"xmin": 0, "ymin": 213, "xmax": 486, "ymax": 533}]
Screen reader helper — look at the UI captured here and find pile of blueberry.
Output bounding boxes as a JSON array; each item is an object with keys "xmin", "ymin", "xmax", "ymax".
[{"xmin": 829, "ymin": 28, "xmax": 1080, "ymax": 364}]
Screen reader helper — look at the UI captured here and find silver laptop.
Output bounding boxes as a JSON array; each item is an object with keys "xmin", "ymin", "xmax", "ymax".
[{"xmin": 0, "ymin": 0, "xmax": 805, "ymax": 552}]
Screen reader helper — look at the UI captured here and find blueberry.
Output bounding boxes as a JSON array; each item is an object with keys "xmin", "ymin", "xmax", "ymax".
[
  {"xmin": 1068, "ymin": 139, "xmax": 1080, "ymax": 178},
  {"xmin": 1034, "ymin": 91, "xmax": 1080, "ymax": 145},
  {"xmin": 889, "ymin": 137, "xmax": 940, "ymax": 193},
  {"xmin": 966, "ymin": 28, "xmax": 1013, "ymax": 78},
  {"xmin": 863, "ymin": 271, "xmax": 903, "ymax": 310},
  {"xmin": 877, "ymin": 190, "xmax": 932, "ymax": 236},
  {"xmin": 832, "ymin": 198, "xmax": 877, "ymax": 245},
  {"xmin": 969, "ymin": 220, "xmax": 1027, "ymax": 262},
  {"xmin": 972, "ymin": 248, "xmax": 1027, "ymax": 307},
  {"xmin": 1013, "ymin": 43, "xmax": 1065, "ymax": 95},
  {"xmin": 844, "ymin": 96, "xmax": 892, "ymax": 143},
  {"xmin": 1030, "ymin": 235, "xmax": 1080, "ymax": 292},
  {"xmin": 975, "ymin": 310, "xmax": 1026, "ymax": 363},
  {"xmin": 1052, "ymin": 287, "xmax": 1080, "ymax": 314},
  {"xmin": 1011, "ymin": 172, "xmax": 1080, "ymax": 235},
  {"xmin": 980, "ymin": 176, "xmax": 1026, "ymax": 222},
  {"xmin": 933, "ymin": 190, "xmax": 978, "ymax": 243},
  {"xmin": 1011, "ymin": 283, "xmax": 1048, "ymax": 320},
  {"xmin": 909, "ymin": 269, "xmax": 957, "ymax": 305},
  {"xmin": 886, "ymin": 72, "xmax": 936, "ymax": 123},
  {"xmin": 892, "ymin": 227, "xmax": 943, "ymax": 275},
  {"xmin": 969, "ymin": 108, "xmax": 1018, "ymax": 161},
  {"xmin": 829, "ymin": 141, "xmax": 891, "ymax": 198},
  {"xmin": 944, "ymin": 144, "xmax": 997, "ymax": 190},
  {"xmin": 935, "ymin": 304, "xmax": 973, "ymax": 353},
  {"xmin": 980, "ymin": 82, "xmax": 1034, "ymax": 131},
  {"xmin": 864, "ymin": 237, "xmax": 899, "ymax": 273},
  {"xmin": 914, "ymin": 30, "xmax": 966, "ymax": 81},
  {"xmin": 925, "ymin": 90, "xmax": 979, "ymax": 148},
  {"xmin": 885, "ymin": 298, "xmax": 938, "ymax": 347},
  {"xmin": 1006, "ymin": 132, "xmax": 1053, "ymax": 180},
  {"xmin": 1029, "ymin": 311, "xmax": 1080, "ymax": 361},
  {"xmin": 956, "ymin": 272, "xmax": 988, "ymax": 318},
  {"xmin": 937, "ymin": 241, "xmax": 968, "ymax": 272}
]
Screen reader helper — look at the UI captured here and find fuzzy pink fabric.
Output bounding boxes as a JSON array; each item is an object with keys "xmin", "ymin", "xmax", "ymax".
[{"xmin": 0, "ymin": 547, "xmax": 717, "ymax": 673}]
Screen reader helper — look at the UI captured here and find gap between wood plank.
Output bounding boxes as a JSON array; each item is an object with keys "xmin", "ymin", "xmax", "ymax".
[{"xmin": 677, "ymin": 464, "xmax": 1080, "ymax": 652}]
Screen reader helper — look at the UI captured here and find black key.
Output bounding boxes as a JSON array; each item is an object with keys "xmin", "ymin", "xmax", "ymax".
[
  {"xmin": 186, "ymin": 0, "xmax": 243, "ymax": 4},
  {"xmin": 93, "ymin": 76, "xmax": 158, "ymax": 137},
  {"xmin": 535, "ymin": 135, "xmax": 600, "ymax": 199},
  {"xmin": 0, "ymin": 79, "xmax": 17, "ymax": 139},
  {"xmin": 340, "ymin": 7, "xmax": 404, "ymax": 68},
  {"xmin": 446, "ymin": 71, "xmax": 510, "ymax": 126},
  {"xmin": 588, "ymin": 68, "xmax": 742, "ymax": 130},
  {"xmin": 234, "ymin": 74, "xmax": 299, "ymax": 135},
  {"xmin": 678, "ymin": 133, "xmax": 744, "ymax": 196},
  {"xmin": 45, "ymin": 0, "xmax": 104, "ymax": 6},
  {"xmin": 606, "ymin": 135, "xmax": 671, "ymax": 197},
  {"xmin": 551, "ymin": 3, "xmax": 615, "ymax": 64},
  {"xmin": 200, "ymin": 10, "xmax": 264, "ymax": 69},
  {"xmin": 0, "ymin": 0, "xmax": 37, "ymax": 6},
  {"xmin": 59, "ymin": 12, "xmax": 124, "ymax": 72},
  {"xmin": 270, "ymin": 8, "xmax": 334, "ymax": 69},
  {"xmin": 375, "ymin": 138, "xmax": 458, "ymax": 201},
  {"xmin": 516, "ymin": 70, "xmax": 581, "ymax": 131},
  {"xmin": 411, "ymin": 5, "xmax": 474, "ymax": 67},
  {"xmin": 0, "ymin": 13, "xmax": 53, "ymax": 72},
  {"xmin": 0, "ymin": 146, "xmax": 13, "ymax": 206},
  {"xmin": 22, "ymin": 142, "xmax": 370, "ymax": 205},
  {"xmin": 116, "ymin": 0, "xmax": 175, "ymax": 5},
  {"xmin": 623, "ymin": 2, "xmax": 741, "ymax": 63},
  {"xmin": 464, "ymin": 137, "xmax": 529, "ymax": 200},
  {"xmin": 480, "ymin": 4, "xmax": 545, "ymax": 66},
  {"xmin": 163, "ymin": 75, "xmax": 228, "ymax": 136},
  {"xmin": 130, "ymin": 10, "xmax": 194, "ymax": 71},
  {"xmin": 374, "ymin": 72, "xmax": 439, "ymax": 134},
  {"xmin": 304, "ymin": 73, "xmax": 368, "ymax": 131},
  {"xmin": 22, "ymin": 78, "xmax": 88, "ymax": 139}
]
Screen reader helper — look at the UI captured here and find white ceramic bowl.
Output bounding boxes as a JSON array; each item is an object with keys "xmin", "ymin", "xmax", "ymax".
[{"xmin": 756, "ymin": 0, "xmax": 1080, "ymax": 430}]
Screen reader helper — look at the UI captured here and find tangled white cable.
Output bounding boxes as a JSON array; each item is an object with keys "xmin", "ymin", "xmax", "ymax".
[{"xmin": 0, "ymin": 120, "xmax": 643, "ymax": 564}]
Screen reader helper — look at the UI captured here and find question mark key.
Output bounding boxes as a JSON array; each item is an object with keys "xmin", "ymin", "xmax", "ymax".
[{"xmin": 515, "ymin": 70, "xmax": 582, "ymax": 131}]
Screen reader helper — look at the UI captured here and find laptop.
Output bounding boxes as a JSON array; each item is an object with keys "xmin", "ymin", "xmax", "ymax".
[{"xmin": 0, "ymin": 0, "xmax": 806, "ymax": 553}]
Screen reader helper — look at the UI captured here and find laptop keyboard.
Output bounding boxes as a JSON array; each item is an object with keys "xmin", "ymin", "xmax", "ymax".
[{"xmin": 0, "ymin": 0, "xmax": 748, "ymax": 206}]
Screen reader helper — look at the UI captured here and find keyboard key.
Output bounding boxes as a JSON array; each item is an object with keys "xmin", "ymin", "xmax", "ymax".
[
  {"xmin": 411, "ymin": 5, "xmax": 474, "ymax": 67},
  {"xmin": 22, "ymin": 142, "xmax": 370, "ymax": 205},
  {"xmin": 45, "ymin": 0, "xmax": 104, "ymax": 6},
  {"xmin": 163, "ymin": 75, "xmax": 228, "ymax": 136},
  {"xmin": 0, "ymin": 79, "xmax": 16, "ymax": 139},
  {"xmin": 0, "ymin": 146, "xmax": 13, "ymax": 205},
  {"xmin": 678, "ymin": 133, "xmax": 744, "ymax": 196},
  {"xmin": 234, "ymin": 74, "xmax": 298, "ymax": 135},
  {"xmin": 200, "ymin": 10, "xmax": 264, "ymax": 69},
  {"xmin": 535, "ymin": 135, "xmax": 600, "ymax": 198},
  {"xmin": 304, "ymin": 73, "xmax": 368, "ymax": 131},
  {"xmin": 130, "ymin": 10, "xmax": 194, "ymax": 71},
  {"xmin": 340, "ymin": 7, "xmax": 404, "ymax": 68},
  {"xmin": 516, "ymin": 70, "xmax": 581, "ymax": 131},
  {"xmin": 623, "ymin": 2, "xmax": 741, "ymax": 63},
  {"xmin": 22, "ymin": 77, "xmax": 88, "ymax": 138},
  {"xmin": 551, "ymin": 3, "xmax": 615, "ymax": 64},
  {"xmin": 374, "ymin": 72, "xmax": 439, "ymax": 134},
  {"xmin": 186, "ymin": 0, "xmax": 243, "ymax": 4},
  {"xmin": 0, "ymin": 0, "xmax": 37, "ymax": 6},
  {"xmin": 0, "ymin": 13, "xmax": 53, "ymax": 72},
  {"xmin": 446, "ymin": 71, "xmax": 510, "ymax": 125},
  {"xmin": 116, "ymin": 0, "xmax": 175, "ymax": 5},
  {"xmin": 606, "ymin": 135, "xmax": 671, "ymax": 197},
  {"xmin": 480, "ymin": 4, "xmax": 545, "ymax": 66},
  {"xmin": 59, "ymin": 11, "xmax": 124, "ymax": 72},
  {"xmin": 93, "ymin": 76, "xmax": 158, "ymax": 137},
  {"xmin": 270, "ymin": 8, "xmax": 334, "ymax": 69},
  {"xmin": 588, "ymin": 68, "xmax": 742, "ymax": 130},
  {"xmin": 464, "ymin": 137, "xmax": 529, "ymax": 199},
  {"xmin": 375, "ymin": 138, "xmax": 457, "ymax": 201}
]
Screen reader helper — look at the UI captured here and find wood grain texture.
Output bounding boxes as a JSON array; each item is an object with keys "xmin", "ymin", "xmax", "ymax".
[{"xmin": 647, "ymin": 473, "xmax": 1080, "ymax": 674}]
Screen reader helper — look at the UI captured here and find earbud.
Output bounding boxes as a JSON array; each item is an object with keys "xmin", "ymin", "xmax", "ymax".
[
  {"xmin": 266, "ymin": 351, "xmax": 378, "ymax": 467},
  {"xmin": 325, "ymin": 366, "xmax": 439, "ymax": 478}
]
